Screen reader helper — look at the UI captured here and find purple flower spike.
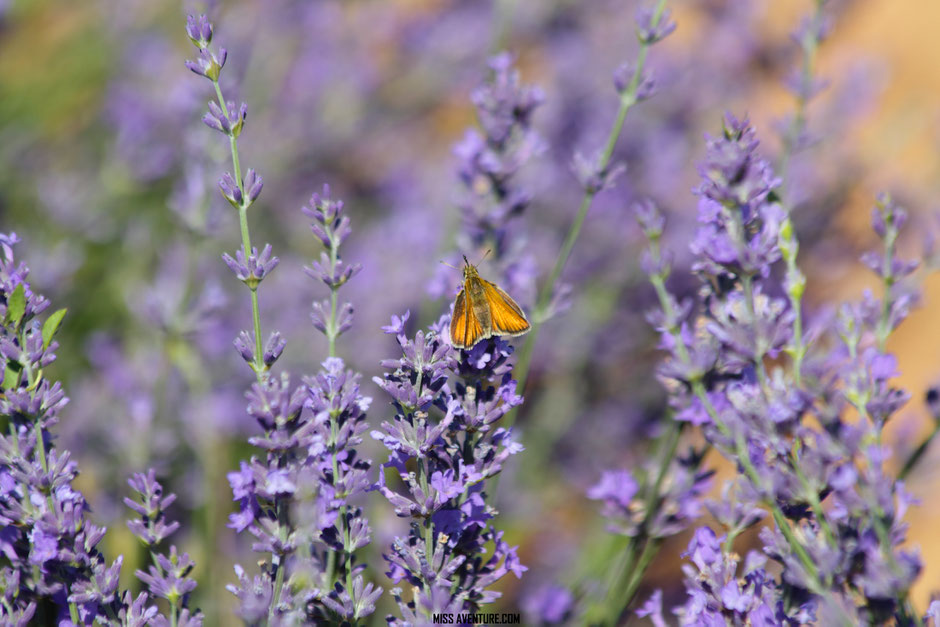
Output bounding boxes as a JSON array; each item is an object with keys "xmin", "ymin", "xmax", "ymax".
[
  {"xmin": 304, "ymin": 186, "xmax": 360, "ymax": 343},
  {"xmin": 634, "ymin": 103, "xmax": 928, "ymax": 624},
  {"xmin": 0, "ymin": 234, "xmax": 167, "ymax": 622},
  {"xmin": 430, "ymin": 53, "xmax": 543, "ymax": 303},
  {"xmin": 124, "ymin": 469, "xmax": 181, "ymax": 546},
  {"xmin": 376, "ymin": 318, "xmax": 525, "ymax": 622}
]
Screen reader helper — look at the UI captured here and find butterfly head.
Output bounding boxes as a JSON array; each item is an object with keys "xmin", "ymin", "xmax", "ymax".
[{"xmin": 462, "ymin": 255, "xmax": 479, "ymax": 280}]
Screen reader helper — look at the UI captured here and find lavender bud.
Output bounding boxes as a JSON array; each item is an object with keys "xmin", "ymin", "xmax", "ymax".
[
  {"xmin": 783, "ymin": 71, "xmax": 830, "ymax": 102},
  {"xmin": 262, "ymin": 331, "xmax": 286, "ymax": 367},
  {"xmin": 571, "ymin": 151, "xmax": 626, "ymax": 194},
  {"xmin": 244, "ymin": 168, "xmax": 263, "ymax": 203},
  {"xmin": 202, "ymin": 100, "xmax": 247, "ymax": 138},
  {"xmin": 219, "ymin": 172, "xmax": 243, "ymax": 207},
  {"xmin": 640, "ymin": 248, "xmax": 672, "ymax": 277},
  {"xmin": 222, "ymin": 245, "xmax": 279, "ymax": 287},
  {"xmin": 791, "ymin": 13, "xmax": 833, "ymax": 47},
  {"xmin": 872, "ymin": 192, "xmax": 906, "ymax": 236},
  {"xmin": 233, "ymin": 330, "xmax": 255, "ymax": 364},
  {"xmin": 185, "ymin": 14, "xmax": 213, "ymax": 48},
  {"xmin": 309, "ymin": 222, "xmax": 330, "ymax": 248},
  {"xmin": 185, "ymin": 48, "xmax": 226, "ymax": 81},
  {"xmin": 305, "ymin": 253, "xmax": 361, "ymax": 288},
  {"xmin": 613, "ymin": 62, "xmax": 656, "ymax": 101},
  {"xmin": 232, "ymin": 102, "xmax": 248, "ymax": 137},
  {"xmin": 634, "ymin": 199, "xmax": 665, "ymax": 238},
  {"xmin": 202, "ymin": 106, "xmax": 228, "ymax": 134},
  {"xmin": 336, "ymin": 302, "xmax": 354, "ymax": 335},
  {"xmin": 635, "ymin": 7, "xmax": 676, "ymax": 45},
  {"xmin": 310, "ymin": 299, "xmax": 329, "ymax": 333}
]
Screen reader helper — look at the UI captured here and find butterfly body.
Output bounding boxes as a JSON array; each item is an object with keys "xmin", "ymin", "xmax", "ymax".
[{"xmin": 450, "ymin": 258, "xmax": 530, "ymax": 349}]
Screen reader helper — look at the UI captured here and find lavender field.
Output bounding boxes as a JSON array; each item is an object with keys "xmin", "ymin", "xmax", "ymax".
[{"xmin": 4, "ymin": 0, "xmax": 940, "ymax": 625}]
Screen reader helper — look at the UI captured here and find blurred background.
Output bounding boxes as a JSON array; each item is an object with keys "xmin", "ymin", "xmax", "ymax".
[{"xmin": 3, "ymin": 0, "xmax": 940, "ymax": 623}]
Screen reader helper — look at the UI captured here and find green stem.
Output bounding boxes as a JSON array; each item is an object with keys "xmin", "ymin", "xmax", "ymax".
[
  {"xmin": 615, "ymin": 538, "xmax": 660, "ymax": 623},
  {"xmin": 778, "ymin": 0, "xmax": 825, "ymax": 194},
  {"xmin": 778, "ymin": 1, "xmax": 825, "ymax": 385},
  {"xmin": 597, "ymin": 421, "xmax": 682, "ymax": 625},
  {"xmin": 740, "ymin": 274, "xmax": 770, "ymax": 388},
  {"xmin": 791, "ymin": 446, "xmax": 835, "ymax": 550},
  {"xmin": 214, "ymin": 80, "xmax": 265, "ymax": 381},
  {"xmin": 327, "ymin": 230, "xmax": 340, "ymax": 358},
  {"xmin": 511, "ymin": 0, "xmax": 669, "ymax": 404},
  {"xmin": 898, "ymin": 422, "xmax": 940, "ymax": 480},
  {"xmin": 876, "ymin": 226, "xmax": 897, "ymax": 353},
  {"xmin": 691, "ymin": 379, "xmax": 828, "ymax": 597},
  {"xmin": 490, "ymin": 0, "xmax": 515, "ymax": 53},
  {"xmin": 268, "ymin": 553, "xmax": 286, "ymax": 625}
]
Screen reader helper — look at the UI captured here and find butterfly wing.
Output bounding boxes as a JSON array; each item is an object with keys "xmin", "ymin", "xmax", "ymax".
[
  {"xmin": 450, "ymin": 287, "xmax": 487, "ymax": 349},
  {"xmin": 481, "ymin": 279, "xmax": 531, "ymax": 337}
]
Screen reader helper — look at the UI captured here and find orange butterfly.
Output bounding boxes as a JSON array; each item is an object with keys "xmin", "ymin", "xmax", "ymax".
[{"xmin": 449, "ymin": 256, "xmax": 531, "ymax": 349}]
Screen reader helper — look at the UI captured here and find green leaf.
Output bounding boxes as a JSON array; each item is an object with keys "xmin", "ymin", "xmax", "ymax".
[
  {"xmin": 42, "ymin": 308, "xmax": 67, "ymax": 349},
  {"xmin": 2, "ymin": 361, "xmax": 20, "ymax": 390},
  {"xmin": 7, "ymin": 284, "xmax": 25, "ymax": 325}
]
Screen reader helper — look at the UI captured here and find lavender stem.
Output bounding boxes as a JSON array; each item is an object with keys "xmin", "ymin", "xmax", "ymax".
[
  {"xmin": 212, "ymin": 81, "xmax": 265, "ymax": 379},
  {"xmin": 511, "ymin": 0, "xmax": 669, "ymax": 403}
]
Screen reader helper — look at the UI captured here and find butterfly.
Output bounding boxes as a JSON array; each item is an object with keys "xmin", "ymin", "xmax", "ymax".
[{"xmin": 449, "ymin": 256, "xmax": 531, "ymax": 349}]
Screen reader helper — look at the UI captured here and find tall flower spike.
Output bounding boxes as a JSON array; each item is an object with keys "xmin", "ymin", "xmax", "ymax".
[
  {"xmin": 374, "ymin": 315, "xmax": 526, "ymax": 624},
  {"xmin": 126, "ymin": 471, "xmax": 202, "ymax": 624},
  {"xmin": 640, "ymin": 115, "xmax": 925, "ymax": 624},
  {"xmin": 187, "ymin": 16, "xmax": 380, "ymax": 620},
  {"xmin": 186, "ymin": 14, "xmax": 277, "ymax": 378},
  {"xmin": 430, "ymin": 53, "xmax": 543, "ymax": 304},
  {"xmin": 0, "ymin": 234, "xmax": 148, "ymax": 623},
  {"xmin": 304, "ymin": 185, "xmax": 361, "ymax": 356}
]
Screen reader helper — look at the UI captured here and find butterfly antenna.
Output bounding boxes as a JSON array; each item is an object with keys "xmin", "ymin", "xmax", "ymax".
[
  {"xmin": 439, "ymin": 260, "xmax": 460, "ymax": 270},
  {"xmin": 462, "ymin": 254, "xmax": 470, "ymax": 266},
  {"xmin": 479, "ymin": 249, "xmax": 491, "ymax": 264}
]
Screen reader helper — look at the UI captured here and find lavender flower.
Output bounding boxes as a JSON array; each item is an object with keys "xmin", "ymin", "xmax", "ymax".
[
  {"xmin": 374, "ymin": 316, "xmax": 526, "ymax": 622},
  {"xmin": 638, "ymin": 114, "xmax": 924, "ymax": 623},
  {"xmin": 187, "ymin": 13, "xmax": 276, "ymax": 382},
  {"xmin": 125, "ymin": 469, "xmax": 203, "ymax": 624},
  {"xmin": 224, "ymin": 360, "xmax": 381, "ymax": 623},
  {"xmin": 303, "ymin": 186, "xmax": 361, "ymax": 354},
  {"xmin": 430, "ymin": 52, "xmax": 543, "ymax": 306},
  {"xmin": 0, "ymin": 234, "xmax": 144, "ymax": 624},
  {"xmin": 188, "ymin": 15, "xmax": 381, "ymax": 621}
]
